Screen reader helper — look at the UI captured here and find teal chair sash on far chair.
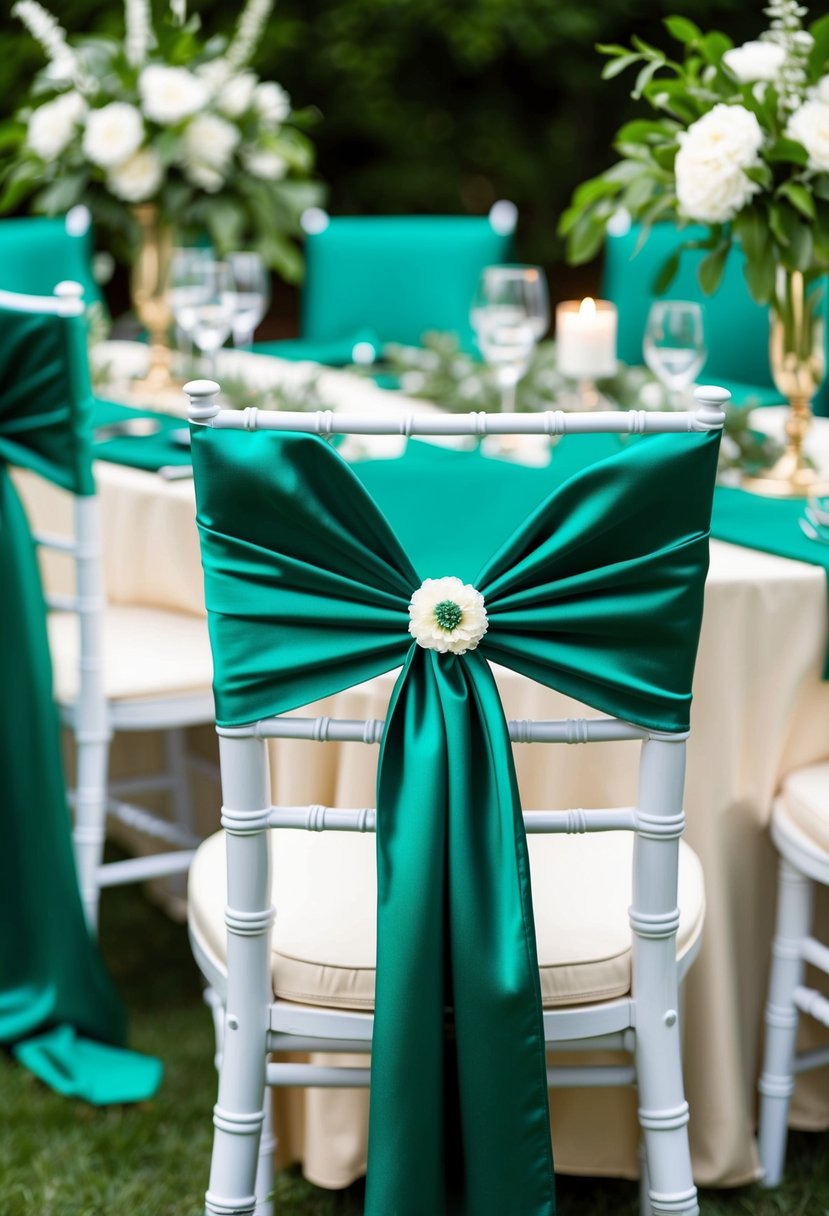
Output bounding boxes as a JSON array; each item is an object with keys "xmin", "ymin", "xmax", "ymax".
[
  {"xmin": 601, "ymin": 219, "xmax": 829, "ymax": 415},
  {"xmin": 0, "ymin": 287, "xmax": 160, "ymax": 1104},
  {"xmin": 0, "ymin": 208, "xmax": 103, "ymax": 312},
  {"xmin": 255, "ymin": 202, "xmax": 517, "ymax": 363}
]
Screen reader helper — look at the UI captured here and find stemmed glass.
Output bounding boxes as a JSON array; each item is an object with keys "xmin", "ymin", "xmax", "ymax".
[
  {"xmin": 168, "ymin": 247, "xmax": 214, "ymax": 366},
  {"xmin": 170, "ymin": 258, "xmax": 237, "ymax": 377},
  {"xmin": 643, "ymin": 300, "xmax": 707, "ymax": 407},
  {"xmin": 470, "ymin": 264, "xmax": 549, "ymax": 412},
  {"xmin": 227, "ymin": 251, "xmax": 271, "ymax": 349}
]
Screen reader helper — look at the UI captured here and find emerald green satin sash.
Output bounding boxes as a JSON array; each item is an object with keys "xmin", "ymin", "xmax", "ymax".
[
  {"xmin": 0, "ymin": 306, "xmax": 161, "ymax": 1103},
  {"xmin": 191, "ymin": 424, "xmax": 721, "ymax": 1216}
]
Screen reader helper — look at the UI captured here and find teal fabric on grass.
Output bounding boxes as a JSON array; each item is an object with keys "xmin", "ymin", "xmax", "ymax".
[
  {"xmin": 191, "ymin": 423, "xmax": 721, "ymax": 1215},
  {"xmin": 0, "ymin": 305, "xmax": 161, "ymax": 1104}
]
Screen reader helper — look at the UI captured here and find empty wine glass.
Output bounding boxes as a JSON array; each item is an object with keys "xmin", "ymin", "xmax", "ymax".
[
  {"xmin": 643, "ymin": 300, "xmax": 707, "ymax": 407},
  {"xmin": 227, "ymin": 250, "xmax": 271, "ymax": 349},
  {"xmin": 168, "ymin": 247, "xmax": 214, "ymax": 362},
  {"xmin": 174, "ymin": 259, "xmax": 237, "ymax": 377},
  {"xmin": 471, "ymin": 264, "xmax": 549, "ymax": 412}
]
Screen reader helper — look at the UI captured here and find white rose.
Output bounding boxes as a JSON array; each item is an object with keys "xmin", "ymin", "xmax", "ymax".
[
  {"xmin": 27, "ymin": 91, "xmax": 86, "ymax": 160},
  {"xmin": 184, "ymin": 160, "xmax": 225, "ymax": 193},
  {"xmin": 107, "ymin": 146, "xmax": 163, "ymax": 201},
  {"xmin": 217, "ymin": 72, "xmax": 257, "ymax": 118},
  {"xmin": 408, "ymin": 576, "xmax": 488, "ymax": 655},
  {"xmin": 723, "ymin": 40, "xmax": 786, "ymax": 84},
  {"xmin": 83, "ymin": 102, "xmax": 144, "ymax": 168},
  {"xmin": 183, "ymin": 113, "xmax": 240, "ymax": 169},
  {"xmin": 787, "ymin": 99, "xmax": 829, "ymax": 173},
  {"xmin": 816, "ymin": 76, "xmax": 829, "ymax": 104},
  {"xmin": 243, "ymin": 147, "xmax": 288, "ymax": 179},
  {"xmin": 678, "ymin": 103, "xmax": 764, "ymax": 169},
  {"xmin": 254, "ymin": 81, "xmax": 290, "ymax": 126},
  {"xmin": 675, "ymin": 150, "xmax": 760, "ymax": 224},
  {"xmin": 139, "ymin": 65, "xmax": 209, "ymax": 125}
]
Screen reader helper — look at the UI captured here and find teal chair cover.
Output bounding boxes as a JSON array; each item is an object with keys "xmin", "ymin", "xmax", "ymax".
[
  {"xmin": 0, "ymin": 299, "xmax": 161, "ymax": 1104},
  {"xmin": 256, "ymin": 211, "xmax": 516, "ymax": 361},
  {"xmin": 192, "ymin": 419, "xmax": 721, "ymax": 1215},
  {"xmin": 601, "ymin": 221, "xmax": 829, "ymax": 414},
  {"xmin": 0, "ymin": 214, "xmax": 103, "ymax": 311}
]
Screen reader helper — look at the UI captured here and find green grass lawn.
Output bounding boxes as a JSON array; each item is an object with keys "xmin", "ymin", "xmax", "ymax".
[{"xmin": 1, "ymin": 873, "xmax": 828, "ymax": 1216}]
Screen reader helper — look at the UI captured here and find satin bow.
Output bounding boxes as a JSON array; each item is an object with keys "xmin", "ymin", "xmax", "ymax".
[{"xmin": 192, "ymin": 424, "xmax": 721, "ymax": 1216}]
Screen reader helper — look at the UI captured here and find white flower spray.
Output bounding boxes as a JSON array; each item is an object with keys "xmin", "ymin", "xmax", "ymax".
[
  {"xmin": 764, "ymin": 0, "xmax": 813, "ymax": 115},
  {"xmin": 12, "ymin": 1, "xmax": 80, "ymax": 84},
  {"xmin": 169, "ymin": 0, "xmax": 187, "ymax": 25},
  {"xmin": 125, "ymin": 0, "xmax": 152, "ymax": 68},
  {"xmin": 225, "ymin": 0, "xmax": 274, "ymax": 70}
]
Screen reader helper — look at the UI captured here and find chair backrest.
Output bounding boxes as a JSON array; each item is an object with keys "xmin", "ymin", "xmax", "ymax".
[
  {"xmin": 185, "ymin": 379, "xmax": 724, "ymax": 1212},
  {"xmin": 0, "ymin": 209, "xmax": 103, "ymax": 314},
  {"xmin": 298, "ymin": 202, "xmax": 517, "ymax": 351},
  {"xmin": 601, "ymin": 219, "xmax": 823, "ymax": 400}
]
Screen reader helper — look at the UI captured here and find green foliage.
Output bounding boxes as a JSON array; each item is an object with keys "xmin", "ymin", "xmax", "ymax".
[
  {"xmin": 559, "ymin": 3, "xmax": 829, "ymax": 308},
  {"xmin": 0, "ymin": 1, "xmax": 763, "ymax": 271}
]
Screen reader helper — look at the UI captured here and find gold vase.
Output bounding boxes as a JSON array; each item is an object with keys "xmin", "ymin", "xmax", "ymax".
[
  {"xmin": 130, "ymin": 203, "xmax": 176, "ymax": 392},
  {"xmin": 743, "ymin": 266, "xmax": 828, "ymax": 497}
]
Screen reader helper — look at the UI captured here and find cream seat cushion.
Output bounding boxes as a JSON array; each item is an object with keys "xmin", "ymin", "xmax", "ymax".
[
  {"xmin": 48, "ymin": 605, "xmax": 213, "ymax": 703},
  {"xmin": 780, "ymin": 762, "xmax": 829, "ymax": 855},
  {"xmin": 189, "ymin": 827, "xmax": 705, "ymax": 1011}
]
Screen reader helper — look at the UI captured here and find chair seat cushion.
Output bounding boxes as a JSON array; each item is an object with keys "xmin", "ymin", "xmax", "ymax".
[
  {"xmin": 780, "ymin": 763, "xmax": 829, "ymax": 854},
  {"xmin": 48, "ymin": 605, "xmax": 213, "ymax": 703},
  {"xmin": 188, "ymin": 826, "xmax": 705, "ymax": 1011}
]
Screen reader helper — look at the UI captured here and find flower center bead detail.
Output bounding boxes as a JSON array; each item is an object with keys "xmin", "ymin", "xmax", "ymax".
[{"xmin": 408, "ymin": 576, "xmax": 488, "ymax": 655}]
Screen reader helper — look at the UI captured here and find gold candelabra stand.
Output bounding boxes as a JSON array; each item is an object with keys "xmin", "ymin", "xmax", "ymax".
[{"xmin": 129, "ymin": 204, "xmax": 177, "ymax": 393}]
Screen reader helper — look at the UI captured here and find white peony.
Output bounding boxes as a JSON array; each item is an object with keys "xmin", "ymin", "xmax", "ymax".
[
  {"xmin": 139, "ymin": 65, "xmax": 208, "ymax": 125},
  {"xmin": 675, "ymin": 152, "xmax": 760, "ymax": 224},
  {"xmin": 107, "ymin": 146, "xmax": 162, "ymax": 201},
  {"xmin": 254, "ymin": 81, "xmax": 290, "ymax": 126},
  {"xmin": 243, "ymin": 147, "xmax": 287, "ymax": 179},
  {"xmin": 787, "ymin": 99, "xmax": 829, "ymax": 172},
  {"xmin": 184, "ymin": 160, "xmax": 225, "ymax": 193},
  {"xmin": 183, "ymin": 112, "xmax": 240, "ymax": 169},
  {"xmin": 678, "ymin": 104, "xmax": 764, "ymax": 168},
  {"xmin": 408, "ymin": 576, "xmax": 488, "ymax": 655},
  {"xmin": 217, "ymin": 71, "xmax": 257, "ymax": 118},
  {"xmin": 27, "ymin": 90, "xmax": 86, "ymax": 159},
  {"xmin": 83, "ymin": 102, "xmax": 144, "ymax": 168},
  {"xmin": 722, "ymin": 40, "xmax": 786, "ymax": 84}
]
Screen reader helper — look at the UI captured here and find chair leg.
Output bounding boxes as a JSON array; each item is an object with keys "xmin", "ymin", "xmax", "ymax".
[
  {"xmin": 163, "ymin": 726, "xmax": 196, "ymax": 903},
  {"xmin": 638, "ymin": 1137, "xmax": 652, "ymax": 1216},
  {"xmin": 634, "ymin": 1011, "xmax": 698, "ymax": 1216},
  {"xmin": 72, "ymin": 731, "xmax": 111, "ymax": 934},
  {"xmin": 254, "ymin": 1084, "xmax": 275, "ymax": 1216},
  {"xmin": 758, "ymin": 856, "xmax": 813, "ymax": 1188}
]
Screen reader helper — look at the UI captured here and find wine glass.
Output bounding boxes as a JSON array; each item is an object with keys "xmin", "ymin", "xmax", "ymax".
[
  {"xmin": 175, "ymin": 259, "xmax": 237, "ymax": 377},
  {"xmin": 470, "ymin": 264, "xmax": 549, "ymax": 412},
  {"xmin": 227, "ymin": 250, "xmax": 271, "ymax": 349},
  {"xmin": 168, "ymin": 247, "xmax": 215, "ymax": 367},
  {"xmin": 643, "ymin": 300, "xmax": 707, "ymax": 407}
]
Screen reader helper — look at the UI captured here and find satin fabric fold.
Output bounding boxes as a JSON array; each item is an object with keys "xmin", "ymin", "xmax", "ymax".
[
  {"xmin": 191, "ymin": 423, "xmax": 721, "ymax": 1215},
  {"xmin": 0, "ymin": 306, "xmax": 161, "ymax": 1102}
]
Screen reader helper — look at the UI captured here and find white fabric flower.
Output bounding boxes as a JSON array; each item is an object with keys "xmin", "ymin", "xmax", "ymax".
[
  {"xmin": 107, "ymin": 146, "xmax": 163, "ymax": 201},
  {"xmin": 674, "ymin": 104, "xmax": 764, "ymax": 224},
  {"xmin": 408, "ymin": 577, "xmax": 488, "ymax": 655},
  {"xmin": 254, "ymin": 81, "xmax": 290, "ymax": 126},
  {"xmin": 83, "ymin": 102, "xmax": 144, "ymax": 168},
  {"xmin": 27, "ymin": 91, "xmax": 86, "ymax": 159},
  {"xmin": 183, "ymin": 113, "xmax": 240, "ymax": 168},
  {"xmin": 243, "ymin": 147, "xmax": 287, "ymax": 179},
  {"xmin": 139, "ymin": 65, "xmax": 208, "ymax": 125},
  {"xmin": 787, "ymin": 99, "xmax": 829, "ymax": 173},
  {"xmin": 723, "ymin": 40, "xmax": 786, "ymax": 83},
  {"xmin": 217, "ymin": 71, "xmax": 257, "ymax": 118}
]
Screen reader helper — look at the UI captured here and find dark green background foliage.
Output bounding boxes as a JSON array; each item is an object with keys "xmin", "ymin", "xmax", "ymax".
[{"xmin": 0, "ymin": 1, "xmax": 763, "ymax": 282}]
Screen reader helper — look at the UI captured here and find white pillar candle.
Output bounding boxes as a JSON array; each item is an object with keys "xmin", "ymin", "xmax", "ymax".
[{"xmin": 556, "ymin": 297, "xmax": 618, "ymax": 380}]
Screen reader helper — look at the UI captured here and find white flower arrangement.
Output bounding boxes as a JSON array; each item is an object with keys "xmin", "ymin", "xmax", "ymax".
[
  {"xmin": 1, "ymin": 0, "xmax": 323, "ymax": 279},
  {"xmin": 561, "ymin": 0, "xmax": 829, "ymax": 305},
  {"xmin": 408, "ymin": 577, "xmax": 489, "ymax": 655}
]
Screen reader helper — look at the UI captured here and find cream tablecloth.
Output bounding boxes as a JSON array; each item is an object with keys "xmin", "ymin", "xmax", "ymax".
[{"xmin": 14, "ymin": 379, "xmax": 829, "ymax": 1189}]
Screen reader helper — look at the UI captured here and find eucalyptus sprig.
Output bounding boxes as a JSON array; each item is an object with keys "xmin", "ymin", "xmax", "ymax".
[{"xmin": 560, "ymin": 1, "xmax": 829, "ymax": 305}]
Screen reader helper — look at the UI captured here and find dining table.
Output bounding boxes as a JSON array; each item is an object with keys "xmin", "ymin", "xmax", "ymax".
[{"xmin": 13, "ymin": 341, "xmax": 829, "ymax": 1191}]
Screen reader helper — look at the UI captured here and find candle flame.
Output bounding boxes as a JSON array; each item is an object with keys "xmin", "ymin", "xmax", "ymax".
[{"xmin": 579, "ymin": 297, "xmax": 596, "ymax": 318}]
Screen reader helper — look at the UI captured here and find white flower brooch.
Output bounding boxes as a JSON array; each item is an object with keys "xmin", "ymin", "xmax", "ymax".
[{"xmin": 408, "ymin": 576, "xmax": 488, "ymax": 655}]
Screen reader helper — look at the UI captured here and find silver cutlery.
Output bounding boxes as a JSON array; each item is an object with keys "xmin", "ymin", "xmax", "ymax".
[{"xmin": 157, "ymin": 464, "xmax": 194, "ymax": 481}]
